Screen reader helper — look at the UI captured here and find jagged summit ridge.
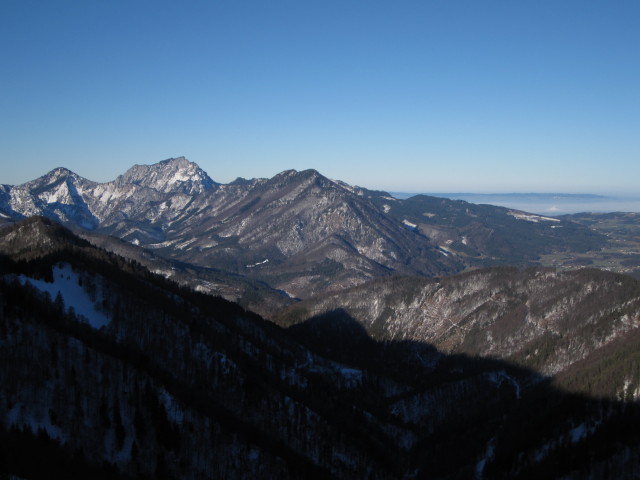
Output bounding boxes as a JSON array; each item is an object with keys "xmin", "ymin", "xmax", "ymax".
[
  {"xmin": 7, "ymin": 166, "xmax": 99, "ymax": 229},
  {"xmin": 39, "ymin": 166, "xmax": 77, "ymax": 181},
  {"xmin": 116, "ymin": 156, "xmax": 217, "ymax": 194},
  {"xmin": 22, "ymin": 166, "xmax": 90, "ymax": 193},
  {"xmin": 1, "ymin": 157, "xmax": 219, "ymax": 229}
]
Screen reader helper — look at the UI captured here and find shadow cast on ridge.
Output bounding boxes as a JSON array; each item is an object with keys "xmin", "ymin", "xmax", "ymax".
[{"xmin": 286, "ymin": 308, "xmax": 640, "ymax": 479}]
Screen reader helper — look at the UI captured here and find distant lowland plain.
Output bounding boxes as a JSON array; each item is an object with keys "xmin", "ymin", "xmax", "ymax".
[{"xmin": 392, "ymin": 192, "xmax": 640, "ymax": 216}]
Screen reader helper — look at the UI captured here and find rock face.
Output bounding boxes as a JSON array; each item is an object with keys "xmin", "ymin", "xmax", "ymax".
[
  {"xmin": 114, "ymin": 156, "xmax": 217, "ymax": 194},
  {"xmin": 3, "ymin": 167, "xmax": 100, "ymax": 229},
  {"xmin": 0, "ymin": 157, "xmax": 605, "ymax": 298},
  {"xmin": 1, "ymin": 157, "xmax": 215, "ymax": 231}
]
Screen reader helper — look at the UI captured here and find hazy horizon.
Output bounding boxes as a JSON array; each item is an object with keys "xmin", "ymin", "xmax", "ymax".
[
  {"xmin": 405, "ymin": 192, "xmax": 640, "ymax": 215},
  {"xmin": 2, "ymin": 158, "xmax": 638, "ymax": 203},
  {"xmin": 2, "ymin": 1, "xmax": 639, "ymax": 195},
  {"xmin": 3, "ymin": 156, "xmax": 640, "ymax": 216}
]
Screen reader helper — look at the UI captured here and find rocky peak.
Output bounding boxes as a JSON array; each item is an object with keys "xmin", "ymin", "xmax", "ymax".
[
  {"xmin": 116, "ymin": 156, "xmax": 217, "ymax": 195},
  {"xmin": 267, "ymin": 168, "xmax": 335, "ymax": 192},
  {"xmin": 11, "ymin": 167, "xmax": 90, "ymax": 209},
  {"xmin": 27, "ymin": 167, "xmax": 85, "ymax": 190},
  {"xmin": 46, "ymin": 167, "xmax": 75, "ymax": 180},
  {"xmin": 229, "ymin": 176, "xmax": 253, "ymax": 186}
]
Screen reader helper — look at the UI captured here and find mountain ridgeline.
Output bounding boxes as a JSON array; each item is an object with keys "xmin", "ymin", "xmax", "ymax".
[
  {"xmin": 2, "ymin": 217, "xmax": 640, "ymax": 479},
  {"xmin": 2, "ymin": 158, "xmax": 640, "ymax": 478},
  {"xmin": 0, "ymin": 157, "xmax": 606, "ymax": 301}
]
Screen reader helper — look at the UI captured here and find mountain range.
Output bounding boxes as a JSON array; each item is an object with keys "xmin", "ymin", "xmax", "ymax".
[
  {"xmin": 2, "ymin": 158, "xmax": 640, "ymax": 478},
  {"xmin": 0, "ymin": 157, "xmax": 607, "ymax": 304}
]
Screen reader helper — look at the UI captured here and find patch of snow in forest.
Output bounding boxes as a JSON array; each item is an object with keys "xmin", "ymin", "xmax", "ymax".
[
  {"xmin": 6, "ymin": 402, "xmax": 65, "ymax": 442},
  {"xmin": 332, "ymin": 449, "xmax": 358, "ymax": 468},
  {"xmin": 569, "ymin": 423, "xmax": 588, "ymax": 443},
  {"xmin": 176, "ymin": 238, "xmax": 198, "ymax": 250},
  {"xmin": 475, "ymin": 438, "xmax": 495, "ymax": 479},
  {"xmin": 402, "ymin": 219, "xmax": 417, "ymax": 229},
  {"xmin": 337, "ymin": 366, "xmax": 363, "ymax": 387},
  {"xmin": 507, "ymin": 211, "xmax": 560, "ymax": 223},
  {"xmin": 247, "ymin": 448, "xmax": 260, "ymax": 461},
  {"xmin": 152, "ymin": 268, "xmax": 174, "ymax": 278},
  {"xmin": 246, "ymin": 258, "xmax": 269, "ymax": 268},
  {"xmin": 19, "ymin": 264, "xmax": 110, "ymax": 329},
  {"xmin": 160, "ymin": 388, "xmax": 185, "ymax": 424},
  {"xmin": 6, "ymin": 403, "xmax": 20, "ymax": 425},
  {"xmin": 486, "ymin": 370, "xmax": 521, "ymax": 399}
]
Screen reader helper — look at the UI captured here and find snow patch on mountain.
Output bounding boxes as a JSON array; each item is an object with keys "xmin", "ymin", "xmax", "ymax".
[
  {"xmin": 486, "ymin": 370, "xmax": 521, "ymax": 399},
  {"xmin": 19, "ymin": 264, "xmax": 110, "ymax": 329},
  {"xmin": 6, "ymin": 401, "xmax": 66, "ymax": 442},
  {"xmin": 508, "ymin": 211, "xmax": 560, "ymax": 223},
  {"xmin": 402, "ymin": 219, "xmax": 417, "ymax": 229},
  {"xmin": 246, "ymin": 259, "xmax": 269, "ymax": 268},
  {"xmin": 475, "ymin": 438, "xmax": 495, "ymax": 479}
]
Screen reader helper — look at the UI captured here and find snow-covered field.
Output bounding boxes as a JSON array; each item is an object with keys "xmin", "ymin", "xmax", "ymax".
[{"xmin": 19, "ymin": 264, "xmax": 110, "ymax": 329}]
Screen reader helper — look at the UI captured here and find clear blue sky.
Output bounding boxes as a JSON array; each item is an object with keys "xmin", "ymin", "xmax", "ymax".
[{"xmin": 1, "ymin": 0, "xmax": 639, "ymax": 194}]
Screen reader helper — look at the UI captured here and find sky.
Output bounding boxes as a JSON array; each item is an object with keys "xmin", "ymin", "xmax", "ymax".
[{"xmin": 1, "ymin": 0, "xmax": 639, "ymax": 194}]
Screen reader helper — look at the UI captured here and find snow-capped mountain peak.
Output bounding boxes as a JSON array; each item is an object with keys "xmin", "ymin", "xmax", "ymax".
[
  {"xmin": 1, "ymin": 156, "xmax": 220, "ymax": 231},
  {"xmin": 45, "ymin": 166, "xmax": 75, "ymax": 180},
  {"xmin": 116, "ymin": 156, "xmax": 217, "ymax": 194},
  {"xmin": 27, "ymin": 167, "xmax": 86, "ymax": 190}
]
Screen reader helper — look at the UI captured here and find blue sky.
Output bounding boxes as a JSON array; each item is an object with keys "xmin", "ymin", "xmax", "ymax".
[{"xmin": 1, "ymin": 1, "xmax": 639, "ymax": 194}]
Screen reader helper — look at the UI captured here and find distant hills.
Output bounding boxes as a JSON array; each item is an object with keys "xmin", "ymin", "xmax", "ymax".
[{"xmin": 393, "ymin": 192, "xmax": 640, "ymax": 216}]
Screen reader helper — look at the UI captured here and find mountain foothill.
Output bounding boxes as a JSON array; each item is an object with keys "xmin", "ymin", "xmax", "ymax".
[{"xmin": 1, "ymin": 157, "xmax": 640, "ymax": 479}]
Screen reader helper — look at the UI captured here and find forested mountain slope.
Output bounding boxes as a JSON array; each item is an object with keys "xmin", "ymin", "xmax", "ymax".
[
  {"xmin": 1, "ymin": 217, "xmax": 640, "ymax": 478},
  {"xmin": 275, "ymin": 267, "xmax": 640, "ymax": 399}
]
